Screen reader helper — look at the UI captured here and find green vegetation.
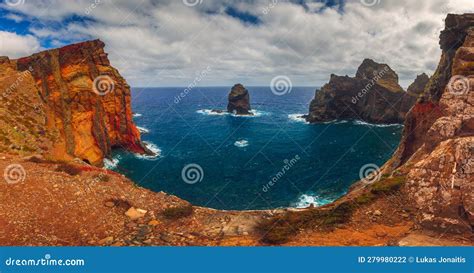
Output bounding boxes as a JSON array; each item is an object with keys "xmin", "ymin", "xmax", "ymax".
[
  {"xmin": 257, "ymin": 202, "xmax": 356, "ymax": 244},
  {"xmin": 161, "ymin": 205, "xmax": 194, "ymax": 220},
  {"xmin": 55, "ymin": 163, "xmax": 83, "ymax": 176},
  {"xmin": 257, "ymin": 175, "xmax": 407, "ymax": 244},
  {"xmin": 370, "ymin": 176, "xmax": 406, "ymax": 195}
]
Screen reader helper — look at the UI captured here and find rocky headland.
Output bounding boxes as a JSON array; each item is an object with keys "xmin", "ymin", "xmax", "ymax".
[
  {"xmin": 0, "ymin": 14, "xmax": 472, "ymax": 247},
  {"xmin": 304, "ymin": 59, "xmax": 430, "ymax": 124},
  {"xmin": 0, "ymin": 40, "xmax": 152, "ymax": 167}
]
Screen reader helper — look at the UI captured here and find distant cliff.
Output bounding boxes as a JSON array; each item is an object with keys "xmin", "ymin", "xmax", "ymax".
[
  {"xmin": 0, "ymin": 40, "xmax": 150, "ymax": 166},
  {"xmin": 385, "ymin": 13, "xmax": 473, "ymax": 233},
  {"xmin": 305, "ymin": 59, "xmax": 429, "ymax": 124}
]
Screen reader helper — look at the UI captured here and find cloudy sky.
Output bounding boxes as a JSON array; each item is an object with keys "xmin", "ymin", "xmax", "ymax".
[{"xmin": 0, "ymin": 0, "xmax": 473, "ymax": 87}]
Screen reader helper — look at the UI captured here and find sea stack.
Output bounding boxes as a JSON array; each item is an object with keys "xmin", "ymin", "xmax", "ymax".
[
  {"xmin": 227, "ymin": 84, "xmax": 252, "ymax": 115},
  {"xmin": 304, "ymin": 59, "xmax": 429, "ymax": 124}
]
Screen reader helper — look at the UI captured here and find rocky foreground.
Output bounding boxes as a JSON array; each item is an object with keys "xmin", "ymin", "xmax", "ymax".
[
  {"xmin": 305, "ymin": 59, "xmax": 429, "ymax": 124},
  {"xmin": 0, "ymin": 14, "xmax": 472, "ymax": 246}
]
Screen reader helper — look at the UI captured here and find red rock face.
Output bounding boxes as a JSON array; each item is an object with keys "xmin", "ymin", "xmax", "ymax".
[
  {"xmin": 389, "ymin": 14, "xmax": 473, "ymax": 233},
  {"xmin": 14, "ymin": 40, "xmax": 148, "ymax": 166}
]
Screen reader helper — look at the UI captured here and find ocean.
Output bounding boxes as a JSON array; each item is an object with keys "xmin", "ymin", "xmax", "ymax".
[{"xmin": 106, "ymin": 87, "xmax": 403, "ymax": 210}]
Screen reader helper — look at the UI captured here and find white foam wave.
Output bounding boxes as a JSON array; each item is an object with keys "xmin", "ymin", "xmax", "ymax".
[
  {"xmin": 288, "ymin": 114, "xmax": 309, "ymax": 124},
  {"xmin": 292, "ymin": 194, "xmax": 334, "ymax": 209},
  {"xmin": 352, "ymin": 120, "xmax": 403, "ymax": 128},
  {"xmin": 137, "ymin": 126, "xmax": 150, "ymax": 134},
  {"xmin": 196, "ymin": 109, "xmax": 269, "ymax": 117},
  {"xmin": 234, "ymin": 139, "xmax": 249, "ymax": 148},
  {"xmin": 103, "ymin": 156, "xmax": 121, "ymax": 170},
  {"xmin": 135, "ymin": 141, "xmax": 161, "ymax": 161},
  {"xmin": 196, "ymin": 109, "xmax": 228, "ymax": 116}
]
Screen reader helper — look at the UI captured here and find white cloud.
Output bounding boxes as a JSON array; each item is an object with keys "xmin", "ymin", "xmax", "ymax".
[
  {"xmin": 0, "ymin": 31, "xmax": 41, "ymax": 58},
  {"xmin": 2, "ymin": 0, "xmax": 473, "ymax": 87}
]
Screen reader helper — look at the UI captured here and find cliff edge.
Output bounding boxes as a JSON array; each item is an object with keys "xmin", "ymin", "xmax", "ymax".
[
  {"xmin": 385, "ymin": 13, "xmax": 473, "ymax": 233},
  {"xmin": 0, "ymin": 40, "xmax": 150, "ymax": 166}
]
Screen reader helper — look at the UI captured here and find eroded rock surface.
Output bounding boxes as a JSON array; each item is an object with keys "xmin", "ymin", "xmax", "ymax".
[
  {"xmin": 227, "ymin": 84, "xmax": 252, "ymax": 115},
  {"xmin": 387, "ymin": 14, "xmax": 474, "ymax": 233},
  {"xmin": 305, "ymin": 59, "xmax": 428, "ymax": 124},
  {"xmin": 0, "ymin": 40, "xmax": 149, "ymax": 166}
]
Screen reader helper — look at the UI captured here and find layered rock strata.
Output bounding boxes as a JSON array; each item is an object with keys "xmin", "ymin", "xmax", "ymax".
[
  {"xmin": 305, "ymin": 59, "xmax": 429, "ymax": 124},
  {"xmin": 0, "ymin": 40, "xmax": 150, "ymax": 166}
]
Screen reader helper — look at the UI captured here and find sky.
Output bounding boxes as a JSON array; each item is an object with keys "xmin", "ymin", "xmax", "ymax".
[{"xmin": 0, "ymin": 0, "xmax": 473, "ymax": 88}]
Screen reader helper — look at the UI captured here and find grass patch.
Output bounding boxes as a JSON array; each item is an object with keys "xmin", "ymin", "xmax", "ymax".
[
  {"xmin": 161, "ymin": 205, "xmax": 194, "ymax": 220},
  {"xmin": 257, "ymin": 176, "xmax": 408, "ymax": 245},
  {"xmin": 354, "ymin": 192, "xmax": 376, "ymax": 205},
  {"xmin": 55, "ymin": 163, "xmax": 82, "ymax": 176},
  {"xmin": 257, "ymin": 202, "xmax": 356, "ymax": 245},
  {"xmin": 370, "ymin": 176, "xmax": 406, "ymax": 195}
]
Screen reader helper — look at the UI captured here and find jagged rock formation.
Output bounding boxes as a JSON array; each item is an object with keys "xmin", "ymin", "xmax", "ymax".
[
  {"xmin": 227, "ymin": 84, "xmax": 252, "ymax": 115},
  {"xmin": 305, "ymin": 59, "xmax": 429, "ymax": 124},
  {"xmin": 385, "ymin": 13, "xmax": 473, "ymax": 234},
  {"xmin": 0, "ymin": 40, "xmax": 150, "ymax": 166}
]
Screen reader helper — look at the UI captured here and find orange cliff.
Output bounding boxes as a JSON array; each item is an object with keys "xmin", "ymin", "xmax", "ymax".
[
  {"xmin": 1, "ymin": 40, "xmax": 150, "ymax": 166},
  {"xmin": 385, "ymin": 13, "xmax": 473, "ymax": 234}
]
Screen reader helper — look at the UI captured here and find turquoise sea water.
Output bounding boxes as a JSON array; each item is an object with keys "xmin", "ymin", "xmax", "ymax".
[{"xmin": 107, "ymin": 87, "xmax": 403, "ymax": 210}]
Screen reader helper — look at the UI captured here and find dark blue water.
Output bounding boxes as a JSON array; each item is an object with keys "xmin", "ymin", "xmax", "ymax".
[{"xmin": 108, "ymin": 87, "xmax": 402, "ymax": 210}]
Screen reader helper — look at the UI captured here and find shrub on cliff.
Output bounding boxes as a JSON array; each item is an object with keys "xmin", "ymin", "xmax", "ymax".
[
  {"xmin": 161, "ymin": 205, "xmax": 194, "ymax": 220},
  {"xmin": 55, "ymin": 163, "xmax": 83, "ymax": 176}
]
